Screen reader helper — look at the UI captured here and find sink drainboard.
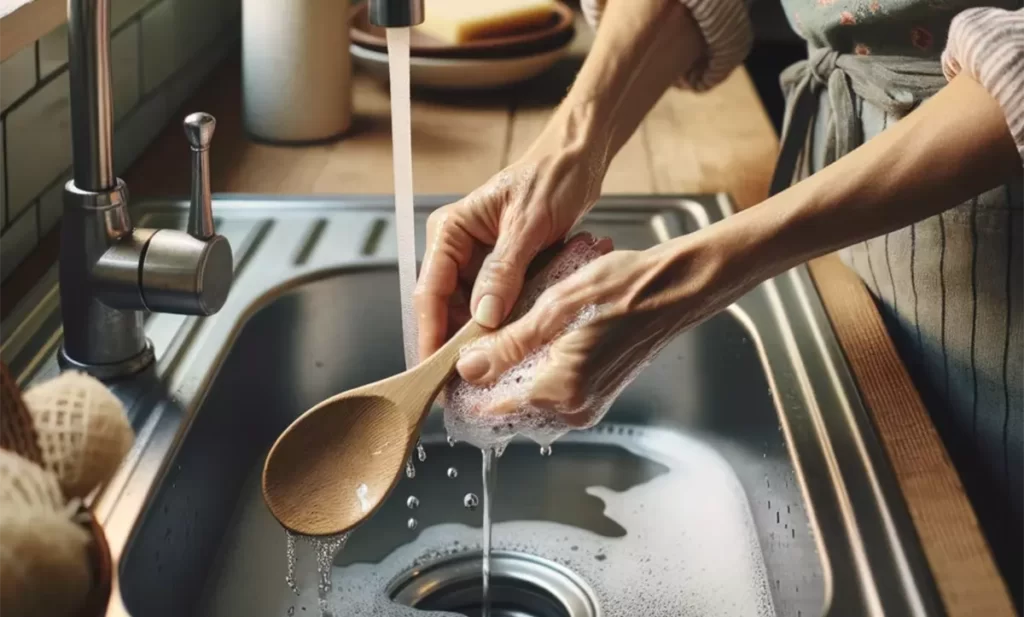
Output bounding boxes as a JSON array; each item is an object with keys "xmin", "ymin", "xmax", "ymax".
[{"xmin": 390, "ymin": 551, "xmax": 600, "ymax": 617}]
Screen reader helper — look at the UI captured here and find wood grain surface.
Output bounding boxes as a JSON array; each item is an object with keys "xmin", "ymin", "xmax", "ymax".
[{"xmin": 2, "ymin": 40, "xmax": 1011, "ymax": 614}]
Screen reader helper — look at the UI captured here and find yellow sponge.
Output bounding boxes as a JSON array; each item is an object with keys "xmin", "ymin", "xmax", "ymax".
[{"xmin": 416, "ymin": 0, "xmax": 558, "ymax": 44}]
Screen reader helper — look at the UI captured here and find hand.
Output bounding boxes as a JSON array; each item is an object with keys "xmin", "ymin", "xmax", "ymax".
[
  {"xmin": 453, "ymin": 233, "xmax": 747, "ymax": 427},
  {"xmin": 414, "ymin": 135, "xmax": 607, "ymax": 362}
]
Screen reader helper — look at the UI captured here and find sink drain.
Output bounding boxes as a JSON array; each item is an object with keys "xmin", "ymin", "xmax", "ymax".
[{"xmin": 389, "ymin": 550, "xmax": 600, "ymax": 617}]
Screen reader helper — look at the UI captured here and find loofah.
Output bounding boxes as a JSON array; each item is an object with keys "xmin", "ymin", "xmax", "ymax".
[
  {"xmin": 21, "ymin": 371, "xmax": 134, "ymax": 499},
  {"xmin": 0, "ymin": 506, "xmax": 92, "ymax": 617},
  {"xmin": 0, "ymin": 449, "xmax": 69, "ymax": 515},
  {"xmin": 443, "ymin": 232, "xmax": 614, "ymax": 450},
  {"xmin": 0, "ymin": 362, "xmax": 45, "ymax": 465}
]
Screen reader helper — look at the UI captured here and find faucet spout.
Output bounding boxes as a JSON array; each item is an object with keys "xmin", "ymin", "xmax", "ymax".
[
  {"xmin": 67, "ymin": 0, "xmax": 115, "ymax": 192},
  {"xmin": 368, "ymin": 0, "xmax": 425, "ymax": 28}
]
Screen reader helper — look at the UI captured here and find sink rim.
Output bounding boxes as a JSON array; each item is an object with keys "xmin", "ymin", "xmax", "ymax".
[{"xmin": 0, "ymin": 194, "xmax": 945, "ymax": 617}]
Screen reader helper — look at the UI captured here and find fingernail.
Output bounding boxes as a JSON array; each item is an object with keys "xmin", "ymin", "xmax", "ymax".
[
  {"xmin": 457, "ymin": 351, "xmax": 491, "ymax": 382},
  {"xmin": 475, "ymin": 294, "xmax": 504, "ymax": 329}
]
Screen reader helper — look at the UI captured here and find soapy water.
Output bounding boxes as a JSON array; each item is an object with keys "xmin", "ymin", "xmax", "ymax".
[
  {"xmin": 443, "ymin": 233, "xmax": 638, "ymax": 452},
  {"xmin": 208, "ymin": 427, "xmax": 778, "ymax": 617}
]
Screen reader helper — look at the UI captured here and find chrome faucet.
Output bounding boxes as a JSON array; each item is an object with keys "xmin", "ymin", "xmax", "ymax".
[
  {"xmin": 368, "ymin": 0, "xmax": 425, "ymax": 27},
  {"xmin": 59, "ymin": 0, "xmax": 233, "ymax": 380}
]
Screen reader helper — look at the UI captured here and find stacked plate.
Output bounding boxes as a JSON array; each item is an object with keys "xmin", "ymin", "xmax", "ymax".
[{"xmin": 349, "ymin": 1, "xmax": 577, "ymax": 90}]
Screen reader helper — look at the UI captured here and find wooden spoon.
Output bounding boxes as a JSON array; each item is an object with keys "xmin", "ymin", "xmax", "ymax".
[{"xmin": 261, "ymin": 239, "xmax": 581, "ymax": 537}]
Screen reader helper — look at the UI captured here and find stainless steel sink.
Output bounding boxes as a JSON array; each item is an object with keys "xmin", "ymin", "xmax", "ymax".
[{"xmin": 0, "ymin": 195, "xmax": 945, "ymax": 617}]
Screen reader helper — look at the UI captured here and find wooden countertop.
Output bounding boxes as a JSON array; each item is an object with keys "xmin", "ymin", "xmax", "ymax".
[{"xmin": 7, "ymin": 45, "xmax": 1014, "ymax": 614}]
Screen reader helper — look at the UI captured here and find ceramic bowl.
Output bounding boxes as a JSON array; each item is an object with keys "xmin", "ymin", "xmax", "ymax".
[{"xmin": 351, "ymin": 41, "xmax": 572, "ymax": 90}]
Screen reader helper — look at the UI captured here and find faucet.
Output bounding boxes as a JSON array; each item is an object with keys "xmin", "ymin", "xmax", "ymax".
[
  {"xmin": 58, "ymin": 0, "xmax": 233, "ymax": 380},
  {"xmin": 368, "ymin": 0, "xmax": 425, "ymax": 27}
]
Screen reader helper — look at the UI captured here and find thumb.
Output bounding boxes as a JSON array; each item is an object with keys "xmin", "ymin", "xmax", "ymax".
[
  {"xmin": 469, "ymin": 231, "xmax": 544, "ymax": 329},
  {"xmin": 456, "ymin": 291, "xmax": 574, "ymax": 384}
]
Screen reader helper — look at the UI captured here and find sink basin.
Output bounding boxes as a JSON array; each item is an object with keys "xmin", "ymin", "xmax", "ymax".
[{"xmin": 0, "ymin": 195, "xmax": 945, "ymax": 617}]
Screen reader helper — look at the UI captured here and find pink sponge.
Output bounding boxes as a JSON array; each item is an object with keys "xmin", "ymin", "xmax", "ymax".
[{"xmin": 442, "ymin": 232, "xmax": 614, "ymax": 451}]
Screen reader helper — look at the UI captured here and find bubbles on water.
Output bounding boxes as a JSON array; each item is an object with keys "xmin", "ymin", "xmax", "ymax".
[
  {"xmin": 463, "ymin": 493, "xmax": 479, "ymax": 510},
  {"xmin": 405, "ymin": 459, "xmax": 416, "ymax": 479},
  {"xmin": 406, "ymin": 496, "xmax": 419, "ymax": 510},
  {"xmin": 447, "ymin": 435, "xmax": 457, "ymax": 447},
  {"xmin": 539, "ymin": 445, "xmax": 552, "ymax": 456},
  {"xmin": 285, "ymin": 531, "xmax": 299, "ymax": 595},
  {"xmin": 446, "ymin": 467, "xmax": 458, "ymax": 479},
  {"xmin": 416, "ymin": 440, "xmax": 427, "ymax": 462},
  {"xmin": 407, "ymin": 518, "xmax": 418, "ymax": 530}
]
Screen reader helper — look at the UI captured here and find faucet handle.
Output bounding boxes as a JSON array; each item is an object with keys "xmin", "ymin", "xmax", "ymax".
[{"xmin": 184, "ymin": 112, "xmax": 216, "ymax": 240}]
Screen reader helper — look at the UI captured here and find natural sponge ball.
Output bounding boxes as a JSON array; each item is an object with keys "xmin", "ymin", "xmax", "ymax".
[{"xmin": 21, "ymin": 371, "xmax": 133, "ymax": 498}]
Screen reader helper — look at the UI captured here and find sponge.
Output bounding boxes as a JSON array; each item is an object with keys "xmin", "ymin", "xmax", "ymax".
[{"xmin": 416, "ymin": 0, "xmax": 558, "ymax": 44}]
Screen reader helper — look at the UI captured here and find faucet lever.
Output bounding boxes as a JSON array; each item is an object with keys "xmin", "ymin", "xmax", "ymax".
[{"xmin": 184, "ymin": 112, "xmax": 216, "ymax": 240}]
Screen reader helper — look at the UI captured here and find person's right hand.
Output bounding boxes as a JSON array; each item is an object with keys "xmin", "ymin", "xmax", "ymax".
[{"xmin": 415, "ymin": 138, "xmax": 607, "ymax": 362}]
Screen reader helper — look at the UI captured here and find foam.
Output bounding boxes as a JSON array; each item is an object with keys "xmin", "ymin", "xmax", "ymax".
[
  {"xmin": 443, "ymin": 233, "xmax": 633, "ymax": 450},
  {"xmin": 206, "ymin": 427, "xmax": 779, "ymax": 617}
]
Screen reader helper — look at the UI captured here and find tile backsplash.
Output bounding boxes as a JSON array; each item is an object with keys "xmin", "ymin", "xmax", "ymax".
[{"xmin": 0, "ymin": 0, "xmax": 241, "ymax": 282}]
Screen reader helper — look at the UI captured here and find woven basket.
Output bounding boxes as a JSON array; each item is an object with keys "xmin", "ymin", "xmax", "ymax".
[{"xmin": 0, "ymin": 362, "xmax": 44, "ymax": 466}]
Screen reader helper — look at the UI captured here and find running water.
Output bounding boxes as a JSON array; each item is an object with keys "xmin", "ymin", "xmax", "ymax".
[
  {"xmin": 385, "ymin": 26, "xmax": 418, "ymax": 369},
  {"xmin": 284, "ymin": 531, "xmax": 349, "ymax": 615},
  {"xmin": 480, "ymin": 449, "xmax": 497, "ymax": 617}
]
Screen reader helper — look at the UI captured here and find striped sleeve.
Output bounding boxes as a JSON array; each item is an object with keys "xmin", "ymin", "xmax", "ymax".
[
  {"xmin": 942, "ymin": 7, "xmax": 1024, "ymax": 164},
  {"xmin": 580, "ymin": 0, "xmax": 752, "ymax": 92}
]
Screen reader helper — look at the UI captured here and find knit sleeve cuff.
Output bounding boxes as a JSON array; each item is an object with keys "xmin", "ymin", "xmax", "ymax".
[
  {"xmin": 942, "ymin": 7, "xmax": 1024, "ymax": 163},
  {"xmin": 580, "ymin": 0, "xmax": 752, "ymax": 92}
]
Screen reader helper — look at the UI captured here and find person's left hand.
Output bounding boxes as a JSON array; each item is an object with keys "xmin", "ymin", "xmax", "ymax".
[{"xmin": 453, "ymin": 234, "xmax": 745, "ymax": 426}]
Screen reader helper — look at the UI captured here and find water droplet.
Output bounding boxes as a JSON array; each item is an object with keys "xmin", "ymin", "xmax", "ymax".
[
  {"xmin": 463, "ymin": 493, "xmax": 479, "ymax": 510},
  {"xmin": 406, "ymin": 496, "xmax": 419, "ymax": 509},
  {"xmin": 447, "ymin": 435, "xmax": 456, "ymax": 447},
  {"xmin": 407, "ymin": 518, "xmax": 418, "ymax": 530},
  {"xmin": 595, "ymin": 553, "xmax": 607, "ymax": 561},
  {"xmin": 416, "ymin": 440, "xmax": 427, "ymax": 462},
  {"xmin": 405, "ymin": 459, "xmax": 416, "ymax": 479},
  {"xmin": 287, "ymin": 607, "xmax": 295, "ymax": 616},
  {"xmin": 539, "ymin": 445, "xmax": 552, "ymax": 456},
  {"xmin": 447, "ymin": 467, "xmax": 458, "ymax": 479}
]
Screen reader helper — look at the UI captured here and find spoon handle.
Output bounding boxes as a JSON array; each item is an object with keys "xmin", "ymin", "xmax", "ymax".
[{"xmin": 409, "ymin": 318, "xmax": 489, "ymax": 392}]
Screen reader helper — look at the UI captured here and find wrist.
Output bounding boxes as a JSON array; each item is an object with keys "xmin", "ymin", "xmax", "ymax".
[{"xmin": 527, "ymin": 98, "xmax": 613, "ymax": 179}]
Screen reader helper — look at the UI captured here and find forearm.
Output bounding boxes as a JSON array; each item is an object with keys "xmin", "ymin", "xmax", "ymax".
[
  {"xmin": 720, "ymin": 73, "xmax": 1020, "ymax": 282},
  {"xmin": 528, "ymin": 0, "xmax": 706, "ymax": 171}
]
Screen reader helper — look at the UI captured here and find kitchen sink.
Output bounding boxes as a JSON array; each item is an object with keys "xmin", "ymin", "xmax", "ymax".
[{"xmin": 0, "ymin": 195, "xmax": 945, "ymax": 617}]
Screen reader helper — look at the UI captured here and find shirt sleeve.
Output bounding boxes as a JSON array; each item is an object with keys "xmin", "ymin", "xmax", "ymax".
[
  {"xmin": 942, "ymin": 7, "xmax": 1024, "ymax": 164},
  {"xmin": 579, "ymin": 0, "xmax": 753, "ymax": 92}
]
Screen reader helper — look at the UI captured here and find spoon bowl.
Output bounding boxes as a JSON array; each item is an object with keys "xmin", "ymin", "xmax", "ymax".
[{"xmin": 263, "ymin": 388, "xmax": 411, "ymax": 536}]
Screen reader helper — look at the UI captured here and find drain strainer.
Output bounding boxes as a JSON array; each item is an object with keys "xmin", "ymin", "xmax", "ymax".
[{"xmin": 389, "ymin": 550, "xmax": 600, "ymax": 617}]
